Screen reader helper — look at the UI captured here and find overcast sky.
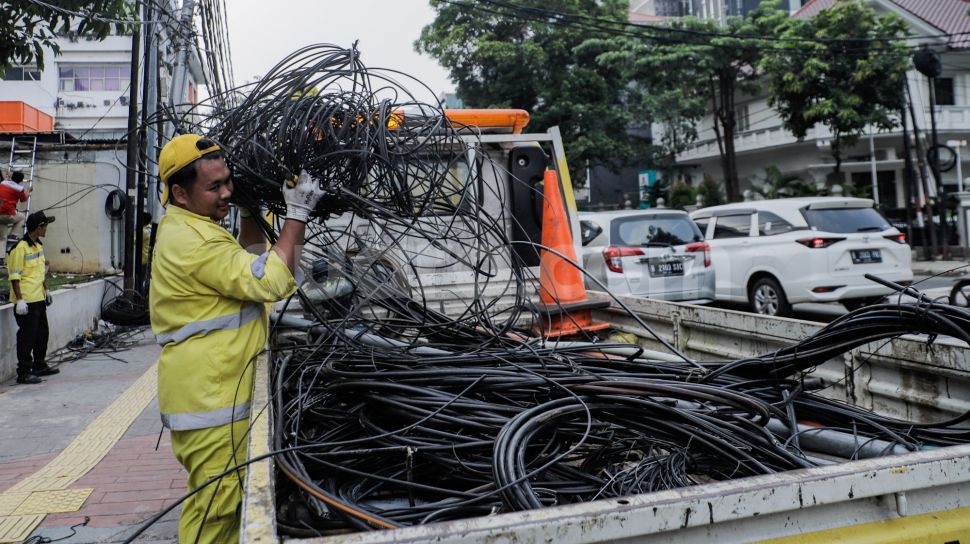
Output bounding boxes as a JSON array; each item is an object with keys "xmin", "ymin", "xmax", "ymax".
[{"xmin": 225, "ymin": 0, "xmax": 455, "ymax": 96}]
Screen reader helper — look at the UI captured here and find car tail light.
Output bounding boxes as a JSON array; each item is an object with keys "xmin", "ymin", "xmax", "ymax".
[
  {"xmin": 812, "ymin": 285, "xmax": 845, "ymax": 293},
  {"xmin": 884, "ymin": 233, "xmax": 907, "ymax": 244},
  {"xmin": 685, "ymin": 241, "xmax": 711, "ymax": 267},
  {"xmin": 602, "ymin": 246, "xmax": 643, "ymax": 273},
  {"xmin": 796, "ymin": 237, "xmax": 845, "ymax": 249}
]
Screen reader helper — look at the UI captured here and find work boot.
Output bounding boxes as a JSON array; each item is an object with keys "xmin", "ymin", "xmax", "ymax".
[
  {"xmin": 16, "ymin": 375, "xmax": 42, "ymax": 385},
  {"xmin": 33, "ymin": 366, "xmax": 59, "ymax": 376}
]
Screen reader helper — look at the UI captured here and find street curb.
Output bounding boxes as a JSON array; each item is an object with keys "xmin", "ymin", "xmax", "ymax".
[{"xmin": 912, "ymin": 267, "xmax": 970, "ymax": 278}]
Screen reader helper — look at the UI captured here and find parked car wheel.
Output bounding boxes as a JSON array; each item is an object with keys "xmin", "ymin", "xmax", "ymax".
[{"xmin": 749, "ymin": 276, "xmax": 791, "ymax": 317}]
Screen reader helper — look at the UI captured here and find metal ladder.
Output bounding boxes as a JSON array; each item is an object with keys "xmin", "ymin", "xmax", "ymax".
[{"xmin": 4, "ymin": 134, "xmax": 37, "ymax": 253}]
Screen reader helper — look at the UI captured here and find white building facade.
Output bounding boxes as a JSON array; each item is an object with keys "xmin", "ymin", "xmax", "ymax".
[
  {"xmin": 0, "ymin": 4, "xmax": 205, "ymax": 273},
  {"xmin": 667, "ymin": 0, "xmax": 970, "ymax": 214}
]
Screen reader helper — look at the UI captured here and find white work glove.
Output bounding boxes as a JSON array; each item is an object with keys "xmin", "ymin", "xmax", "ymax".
[
  {"xmin": 15, "ymin": 300, "xmax": 28, "ymax": 315},
  {"xmin": 283, "ymin": 169, "xmax": 326, "ymax": 223}
]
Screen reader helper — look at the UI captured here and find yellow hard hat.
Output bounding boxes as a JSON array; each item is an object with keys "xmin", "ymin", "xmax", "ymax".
[{"xmin": 158, "ymin": 134, "xmax": 222, "ymax": 204}]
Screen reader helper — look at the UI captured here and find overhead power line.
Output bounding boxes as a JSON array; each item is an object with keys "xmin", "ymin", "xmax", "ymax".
[{"xmin": 435, "ymin": 0, "xmax": 968, "ymax": 54}]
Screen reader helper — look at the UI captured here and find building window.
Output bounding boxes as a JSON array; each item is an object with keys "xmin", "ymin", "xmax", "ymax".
[
  {"xmin": 3, "ymin": 67, "xmax": 41, "ymax": 81},
  {"xmin": 934, "ymin": 78, "xmax": 955, "ymax": 106},
  {"xmin": 58, "ymin": 65, "xmax": 130, "ymax": 92},
  {"xmin": 735, "ymin": 103, "xmax": 750, "ymax": 132}
]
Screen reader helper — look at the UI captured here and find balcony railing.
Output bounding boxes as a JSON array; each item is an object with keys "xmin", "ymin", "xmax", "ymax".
[{"xmin": 675, "ymin": 106, "xmax": 970, "ymax": 163}]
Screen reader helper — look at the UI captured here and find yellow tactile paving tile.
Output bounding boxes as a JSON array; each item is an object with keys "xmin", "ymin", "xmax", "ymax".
[
  {"xmin": 7, "ymin": 364, "xmax": 157, "ymax": 495},
  {"xmin": 13, "ymin": 489, "xmax": 94, "ymax": 515},
  {"xmin": 5, "ymin": 477, "xmax": 72, "ymax": 494},
  {"xmin": 0, "ymin": 514, "xmax": 45, "ymax": 543},
  {"xmin": 0, "ymin": 362, "xmax": 158, "ymax": 542},
  {"xmin": 0, "ymin": 493, "xmax": 29, "ymax": 517}
]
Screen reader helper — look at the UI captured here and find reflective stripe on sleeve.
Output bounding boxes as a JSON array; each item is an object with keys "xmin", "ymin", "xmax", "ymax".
[
  {"xmin": 160, "ymin": 401, "xmax": 251, "ymax": 430},
  {"xmin": 251, "ymin": 251, "xmax": 269, "ymax": 280},
  {"xmin": 155, "ymin": 302, "xmax": 263, "ymax": 345},
  {"xmin": 10, "ymin": 269, "xmax": 23, "ymax": 276}
]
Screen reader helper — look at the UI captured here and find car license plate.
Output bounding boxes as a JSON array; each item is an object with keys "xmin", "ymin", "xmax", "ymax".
[
  {"xmin": 648, "ymin": 261, "xmax": 684, "ymax": 277},
  {"xmin": 851, "ymin": 249, "xmax": 882, "ymax": 264}
]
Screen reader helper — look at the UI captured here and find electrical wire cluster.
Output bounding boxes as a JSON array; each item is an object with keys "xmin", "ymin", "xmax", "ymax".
[
  {"xmin": 176, "ymin": 43, "xmax": 472, "ymax": 225},
  {"xmin": 268, "ymin": 291, "xmax": 970, "ymax": 534},
  {"xmin": 139, "ymin": 43, "xmax": 970, "ymax": 538},
  {"xmin": 45, "ymin": 321, "xmax": 144, "ymax": 367}
]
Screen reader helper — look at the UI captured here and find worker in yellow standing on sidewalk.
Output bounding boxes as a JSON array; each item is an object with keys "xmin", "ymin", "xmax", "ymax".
[
  {"xmin": 150, "ymin": 134, "xmax": 325, "ymax": 544},
  {"xmin": 8, "ymin": 211, "xmax": 59, "ymax": 385}
]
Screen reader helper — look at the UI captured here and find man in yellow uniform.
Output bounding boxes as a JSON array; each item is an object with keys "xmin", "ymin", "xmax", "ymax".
[
  {"xmin": 150, "ymin": 134, "xmax": 324, "ymax": 544},
  {"xmin": 8, "ymin": 211, "xmax": 59, "ymax": 385}
]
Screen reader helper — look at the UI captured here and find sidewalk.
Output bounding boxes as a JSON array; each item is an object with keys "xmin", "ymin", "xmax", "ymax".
[
  {"xmin": 910, "ymin": 258, "xmax": 970, "ymax": 277},
  {"xmin": 0, "ymin": 331, "xmax": 182, "ymax": 543}
]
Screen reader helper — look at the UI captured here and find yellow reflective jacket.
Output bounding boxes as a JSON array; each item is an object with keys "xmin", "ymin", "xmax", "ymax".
[
  {"xmin": 150, "ymin": 205, "xmax": 297, "ymax": 431},
  {"xmin": 8, "ymin": 238, "xmax": 46, "ymax": 303}
]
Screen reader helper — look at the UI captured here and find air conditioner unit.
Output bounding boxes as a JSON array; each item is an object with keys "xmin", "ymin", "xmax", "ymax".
[{"xmin": 119, "ymin": 96, "xmax": 128, "ymax": 106}]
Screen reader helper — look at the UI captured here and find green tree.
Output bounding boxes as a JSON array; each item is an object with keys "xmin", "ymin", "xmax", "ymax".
[
  {"xmin": 762, "ymin": 0, "xmax": 908, "ymax": 179},
  {"xmin": 592, "ymin": 2, "xmax": 788, "ymax": 202},
  {"xmin": 416, "ymin": 0, "xmax": 648, "ymax": 184},
  {"xmin": 1, "ymin": 1, "xmax": 133, "ymax": 71},
  {"xmin": 751, "ymin": 166, "xmax": 813, "ymax": 199},
  {"xmin": 584, "ymin": 35, "xmax": 707, "ymax": 177},
  {"xmin": 697, "ymin": 173, "xmax": 725, "ymax": 208},
  {"xmin": 667, "ymin": 179, "xmax": 697, "ymax": 209}
]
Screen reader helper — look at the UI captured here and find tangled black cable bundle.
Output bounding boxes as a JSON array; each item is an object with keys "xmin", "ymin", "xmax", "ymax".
[
  {"xmin": 139, "ymin": 43, "xmax": 970, "ymax": 537},
  {"xmin": 180, "ymin": 43, "xmax": 466, "ymax": 222},
  {"xmin": 269, "ymin": 296, "xmax": 970, "ymax": 533}
]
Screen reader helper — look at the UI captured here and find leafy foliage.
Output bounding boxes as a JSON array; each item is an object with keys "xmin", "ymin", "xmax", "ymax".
[
  {"xmin": 697, "ymin": 173, "xmax": 725, "ymax": 208},
  {"xmin": 750, "ymin": 166, "xmax": 815, "ymax": 199},
  {"xmin": 0, "ymin": 1, "xmax": 133, "ymax": 71},
  {"xmin": 667, "ymin": 179, "xmax": 697, "ymax": 210},
  {"xmin": 762, "ymin": 0, "xmax": 909, "ymax": 177},
  {"xmin": 592, "ymin": 1, "xmax": 789, "ymax": 202},
  {"xmin": 416, "ymin": 0, "xmax": 649, "ymax": 183},
  {"xmin": 584, "ymin": 36, "xmax": 707, "ymax": 170}
]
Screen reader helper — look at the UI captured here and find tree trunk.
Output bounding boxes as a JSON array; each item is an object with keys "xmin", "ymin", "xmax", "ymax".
[
  {"xmin": 709, "ymin": 78, "xmax": 726, "ymax": 162},
  {"xmin": 717, "ymin": 72, "xmax": 741, "ymax": 202},
  {"xmin": 831, "ymin": 134, "xmax": 843, "ymax": 183}
]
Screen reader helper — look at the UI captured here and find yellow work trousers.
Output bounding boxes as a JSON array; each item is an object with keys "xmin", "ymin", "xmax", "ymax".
[{"xmin": 171, "ymin": 418, "xmax": 250, "ymax": 544}]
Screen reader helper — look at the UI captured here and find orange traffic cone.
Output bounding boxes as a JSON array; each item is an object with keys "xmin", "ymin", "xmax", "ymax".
[{"xmin": 533, "ymin": 169, "xmax": 610, "ymax": 338}]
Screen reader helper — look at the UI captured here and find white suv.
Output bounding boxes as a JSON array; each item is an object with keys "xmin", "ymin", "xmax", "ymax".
[{"xmin": 689, "ymin": 197, "xmax": 913, "ymax": 316}]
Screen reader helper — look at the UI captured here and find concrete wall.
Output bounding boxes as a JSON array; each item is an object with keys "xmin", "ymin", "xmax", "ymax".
[
  {"xmin": 28, "ymin": 148, "xmax": 128, "ymax": 273},
  {"xmin": 0, "ymin": 278, "xmax": 117, "ymax": 383}
]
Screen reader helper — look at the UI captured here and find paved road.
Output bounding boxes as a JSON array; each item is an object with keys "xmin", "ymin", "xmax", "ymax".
[{"xmin": 711, "ymin": 275, "xmax": 960, "ymax": 323}]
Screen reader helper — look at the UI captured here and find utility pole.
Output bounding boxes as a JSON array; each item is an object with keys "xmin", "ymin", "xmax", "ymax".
[
  {"xmin": 168, "ymin": 0, "xmax": 196, "ymax": 137},
  {"xmin": 135, "ymin": 0, "xmax": 157, "ymax": 293},
  {"xmin": 900, "ymin": 108, "xmax": 916, "ymax": 250},
  {"xmin": 123, "ymin": 3, "xmax": 142, "ymax": 290},
  {"xmin": 868, "ymin": 127, "xmax": 878, "ymax": 205},
  {"xmin": 906, "ymin": 77, "xmax": 937, "ymax": 261},
  {"xmin": 914, "ymin": 46, "xmax": 947, "ymax": 259}
]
